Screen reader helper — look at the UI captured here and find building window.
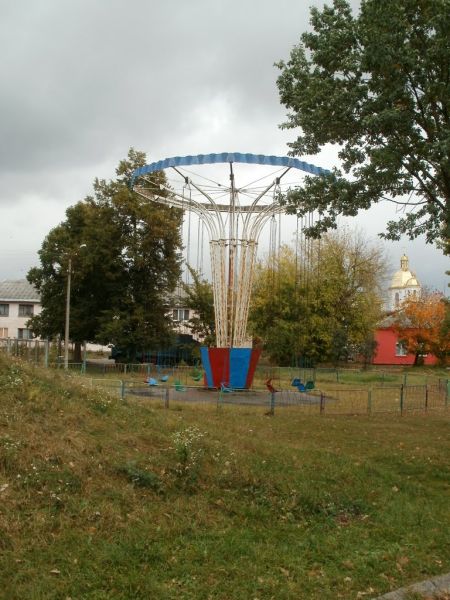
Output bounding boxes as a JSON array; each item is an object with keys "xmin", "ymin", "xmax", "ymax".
[
  {"xmin": 0, "ymin": 303, "xmax": 9, "ymax": 316},
  {"xmin": 172, "ymin": 308, "xmax": 190, "ymax": 322},
  {"xmin": 395, "ymin": 341, "xmax": 408, "ymax": 356},
  {"xmin": 18, "ymin": 328, "xmax": 33, "ymax": 340},
  {"xmin": 0, "ymin": 328, "xmax": 8, "ymax": 337},
  {"xmin": 18, "ymin": 304, "xmax": 34, "ymax": 317},
  {"xmin": 394, "ymin": 292, "xmax": 400, "ymax": 307}
]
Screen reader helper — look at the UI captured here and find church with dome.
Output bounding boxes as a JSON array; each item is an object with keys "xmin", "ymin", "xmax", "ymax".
[
  {"xmin": 372, "ymin": 254, "xmax": 437, "ymax": 365},
  {"xmin": 387, "ymin": 254, "xmax": 421, "ymax": 312}
]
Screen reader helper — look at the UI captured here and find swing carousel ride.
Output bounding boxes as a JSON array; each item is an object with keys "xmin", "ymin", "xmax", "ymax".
[{"xmin": 131, "ymin": 153, "xmax": 329, "ymax": 388}]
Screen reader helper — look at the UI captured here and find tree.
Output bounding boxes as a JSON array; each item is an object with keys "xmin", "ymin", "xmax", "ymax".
[
  {"xmin": 250, "ymin": 247, "xmax": 306, "ymax": 365},
  {"xmin": 93, "ymin": 150, "xmax": 183, "ymax": 361},
  {"xmin": 28, "ymin": 149, "xmax": 183, "ymax": 362},
  {"xmin": 276, "ymin": 0, "xmax": 450, "ymax": 248},
  {"xmin": 27, "ymin": 200, "xmax": 124, "ymax": 360},
  {"xmin": 248, "ymin": 230, "xmax": 386, "ymax": 365},
  {"xmin": 181, "ymin": 267, "xmax": 216, "ymax": 346},
  {"xmin": 393, "ymin": 292, "xmax": 450, "ymax": 364}
]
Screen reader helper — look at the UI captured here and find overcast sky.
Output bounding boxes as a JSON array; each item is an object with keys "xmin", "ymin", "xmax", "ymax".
[{"xmin": 1, "ymin": 0, "xmax": 448, "ymax": 292}]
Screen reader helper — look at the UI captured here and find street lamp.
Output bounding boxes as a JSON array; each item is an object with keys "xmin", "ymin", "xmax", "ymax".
[{"xmin": 64, "ymin": 244, "xmax": 87, "ymax": 369}]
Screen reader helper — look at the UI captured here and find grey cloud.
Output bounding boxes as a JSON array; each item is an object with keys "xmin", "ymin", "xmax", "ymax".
[
  {"xmin": 0, "ymin": 0, "xmax": 332, "ymax": 178},
  {"xmin": 1, "ymin": 0, "xmax": 446, "ymax": 290}
]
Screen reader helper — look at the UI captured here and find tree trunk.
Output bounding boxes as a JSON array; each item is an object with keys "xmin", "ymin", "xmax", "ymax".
[{"xmin": 73, "ymin": 341, "xmax": 83, "ymax": 363}]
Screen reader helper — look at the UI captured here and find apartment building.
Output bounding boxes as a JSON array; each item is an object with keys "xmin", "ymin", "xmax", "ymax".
[{"xmin": 0, "ymin": 280, "xmax": 41, "ymax": 339}]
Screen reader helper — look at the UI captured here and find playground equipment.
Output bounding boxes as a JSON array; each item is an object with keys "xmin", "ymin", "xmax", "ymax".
[
  {"xmin": 265, "ymin": 378, "xmax": 279, "ymax": 394},
  {"xmin": 174, "ymin": 380, "xmax": 186, "ymax": 392},
  {"xmin": 220, "ymin": 382, "xmax": 234, "ymax": 393},
  {"xmin": 132, "ymin": 153, "xmax": 329, "ymax": 388},
  {"xmin": 291, "ymin": 378, "xmax": 315, "ymax": 392}
]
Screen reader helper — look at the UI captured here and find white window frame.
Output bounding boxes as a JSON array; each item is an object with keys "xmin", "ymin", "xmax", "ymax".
[
  {"xmin": 172, "ymin": 308, "xmax": 190, "ymax": 322},
  {"xmin": 395, "ymin": 341, "xmax": 408, "ymax": 356}
]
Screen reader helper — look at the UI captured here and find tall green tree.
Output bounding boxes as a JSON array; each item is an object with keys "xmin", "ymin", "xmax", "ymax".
[
  {"xmin": 276, "ymin": 0, "xmax": 450, "ymax": 247},
  {"xmin": 28, "ymin": 149, "xmax": 183, "ymax": 362},
  {"xmin": 248, "ymin": 230, "xmax": 386, "ymax": 365},
  {"xmin": 27, "ymin": 200, "xmax": 123, "ymax": 359},
  {"xmin": 181, "ymin": 267, "xmax": 215, "ymax": 345}
]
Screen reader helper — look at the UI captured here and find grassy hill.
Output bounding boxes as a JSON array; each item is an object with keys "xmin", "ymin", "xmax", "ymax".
[{"xmin": 0, "ymin": 354, "xmax": 449, "ymax": 599}]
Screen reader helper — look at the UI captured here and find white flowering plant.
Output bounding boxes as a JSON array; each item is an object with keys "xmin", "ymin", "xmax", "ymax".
[{"xmin": 171, "ymin": 426, "xmax": 207, "ymax": 481}]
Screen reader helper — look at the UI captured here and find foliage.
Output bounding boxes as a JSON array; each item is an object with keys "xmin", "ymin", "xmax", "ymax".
[
  {"xmin": 393, "ymin": 292, "xmax": 450, "ymax": 364},
  {"xmin": 28, "ymin": 148, "xmax": 183, "ymax": 362},
  {"xmin": 117, "ymin": 463, "xmax": 162, "ymax": 491},
  {"xmin": 181, "ymin": 266, "xmax": 216, "ymax": 345},
  {"xmin": 442, "ymin": 297, "xmax": 450, "ymax": 338},
  {"xmin": 249, "ymin": 229, "xmax": 386, "ymax": 365},
  {"xmin": 276, "ymin": 0, "xmax": 450, "ymax": 247},
  {"xmin": 27, "ymin": 200, "xmax": 124, "ymax": 359}
]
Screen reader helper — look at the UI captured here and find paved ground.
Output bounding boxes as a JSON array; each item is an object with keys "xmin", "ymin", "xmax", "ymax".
[
  {"xmin": 373, "ymin": 573, "xmax": 450, "ymax": 599},
  {"xmin": 126, "ymin": 385, "xmax": 320, "ymax": 407}
]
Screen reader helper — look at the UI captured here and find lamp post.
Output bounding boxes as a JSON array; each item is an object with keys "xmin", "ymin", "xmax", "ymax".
[{"xmin": 64, "ymin": 244, "xmax": 86, "ymax": 370}]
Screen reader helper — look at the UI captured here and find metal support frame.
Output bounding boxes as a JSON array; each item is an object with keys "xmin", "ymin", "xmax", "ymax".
[{"xmin": 134, "ymin": 165, "xmax": 291, "ymax": 348}]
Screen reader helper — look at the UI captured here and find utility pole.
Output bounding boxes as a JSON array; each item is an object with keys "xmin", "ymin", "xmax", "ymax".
[
  {"xmin": 64, "ymin": 257, "xmax": 72, "ymax": 370},
  {"xmin": 63, "ymin": 244, "xmax": 86, "ymax": 370}
]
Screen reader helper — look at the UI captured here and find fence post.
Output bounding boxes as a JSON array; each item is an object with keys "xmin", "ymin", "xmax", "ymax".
[
  {"xmin": 320, "ymin": 391, "xmax": 325, "ymax": 415},
  {"xmin": 81, "ymin": 342, "xmax": 87, "ymax": 374},
  {"xmin": 403, "ymin": 373, "xmax": 407, "ymax": 387},
  {"xmin": 400, "ymin": 384, "xmax": 404, "ymax": 415},
  {"xmin": 446, "ymin": 380, "xmax": 449, "ymax": 410},
  {"xmin": 165, "ymin": 387, "xmax": 169, "ymax": 409},
  {"xmin": 44, "ymin": 339, "xmax": 49, "ymax": 368},
  {"xmin": 269, "ymin": 391, "xmax": 275, "ymax": 416},
  {"xmin": 424, "ymin": 385, "xmax": 428, "ymax": 412},
  {"xmin": 336, "ymin": 369, "xmax": 339, "ymax": 383},
  {"xmin": 367, "ymin": 389, "xmax": 372, "ymax": 415},
  {"xmin": 124, "ymin": 364, "xmax": 127, "ymax": 376},
  {"xmin": 120, "ymin": 380, "xmax": 125, "ymax": 400}
]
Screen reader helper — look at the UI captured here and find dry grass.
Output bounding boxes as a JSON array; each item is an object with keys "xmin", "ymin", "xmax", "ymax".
[{"xmin": 0, "ymin": 353, "xmax": 449, "ymax": 599}]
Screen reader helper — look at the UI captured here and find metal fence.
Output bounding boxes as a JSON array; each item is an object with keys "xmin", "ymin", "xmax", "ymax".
[
  {"xmin": 48, "ymin": 357, "xmax": 200, "ymax": 385},
  {"xmin": 1, "ymin": 340, "xmax": 448, "ymax": 416},
  {"xmin": 1, "ymin": 340, "xmax": 445, "ymax": 388},
  {"xmin": 79, "ymin": 378, "xmax": 449, "ymax": 416},
  {"xmin": 0, "ymin": 338, "xmax": 50, "ymax": 365},
  {"xmin": 255, "ymin": 365, "xmax": 446, "ymax": 388}
]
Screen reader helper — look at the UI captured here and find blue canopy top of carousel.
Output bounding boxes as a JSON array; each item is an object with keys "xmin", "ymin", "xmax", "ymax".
[{"xmin": 131, "ymin": 152, "xmax": 331, "ymax": 185}]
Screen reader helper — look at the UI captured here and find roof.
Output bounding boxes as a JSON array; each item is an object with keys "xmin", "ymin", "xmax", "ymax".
[
  {"xmin": 389, "ymin": 254, "xmax": 421, "ymax": 289},
  {"xmin": 0, "ymin": 280, "xmax": 40, "ymax": 302},
  {"xmin": 131, "ymin": 152, "xmax": 331, "ymax": 185},
  {"xmin": 378, "ymin": 312, "xmax": 412, "ymax": 329},
  {"xmin": 390, "ymin": 270, "xmax": 420, "ymax": 289}
]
